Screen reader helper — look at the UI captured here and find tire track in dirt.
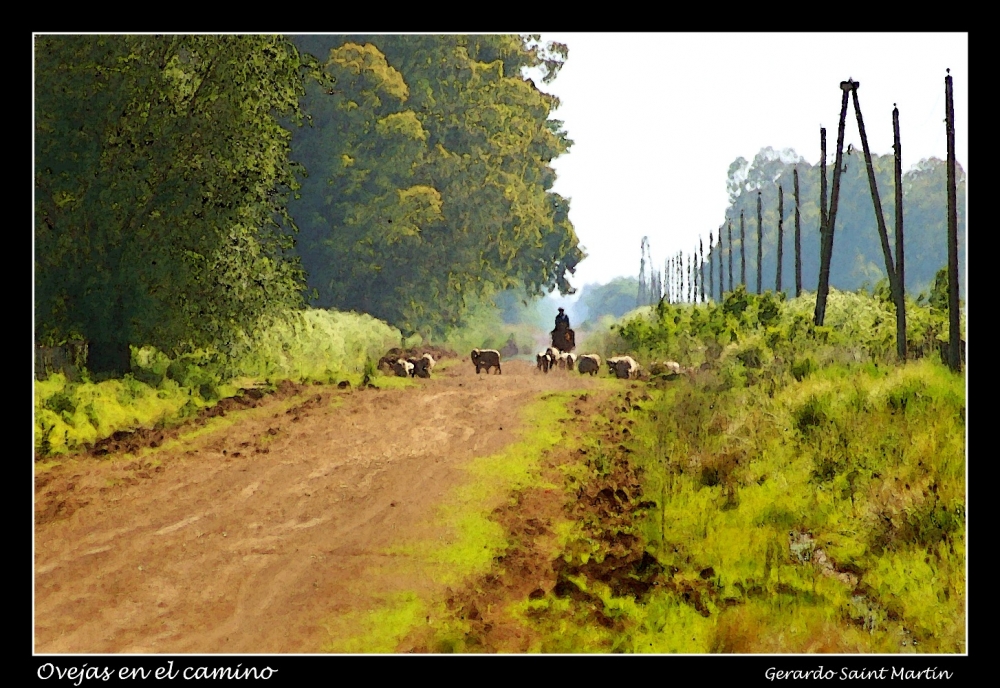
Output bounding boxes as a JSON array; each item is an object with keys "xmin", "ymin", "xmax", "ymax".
[{"xmin": 34, "ymin": 359, "xmax": 603, "ymax": 653}]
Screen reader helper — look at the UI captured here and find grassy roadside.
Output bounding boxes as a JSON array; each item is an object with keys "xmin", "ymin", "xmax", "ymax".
[
  {"xmin": 33, "ymin": 385, "xmax": 352, "ymax": 479},
  {"xmin": 34, "ymin": 308, "xmax": 417, "ymax": 460},
  {"xmin": 503, "ymin": 359, "xmax": 965, "ymax": 653}
]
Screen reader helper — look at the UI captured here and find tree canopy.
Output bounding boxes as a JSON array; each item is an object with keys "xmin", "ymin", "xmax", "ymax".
[
  {"xmin": 288, "ymin": 35, "xmax": 583, "ymax": 337},
  {"xmin": 35, "ymin": 34, "xmax": 584, "ymax": 372},
  {"xmin": 35, "ymin": 35, "xmax": 317, "ymax": 373}
]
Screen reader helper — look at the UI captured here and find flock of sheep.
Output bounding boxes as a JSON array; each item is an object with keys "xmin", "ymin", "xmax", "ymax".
[
  {"xmin": 471, "ymin": 346, "xmax": 685, "ymax": 380},
  {"xmin": 533, "ymin": 348, "xmax": 641, "ymax": 379},
  {"xmin": 380, "ymin": 347, "xmax": 686, "ymax": 382},
  {"xmin": 380, "ymin": 352, "xmax": 437, "ymax": 378}
]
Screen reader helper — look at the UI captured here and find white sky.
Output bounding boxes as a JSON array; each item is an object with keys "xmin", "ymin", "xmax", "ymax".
[{"xmin": 530, "ymin": 32, "xmax": 968, "ymax": 304}]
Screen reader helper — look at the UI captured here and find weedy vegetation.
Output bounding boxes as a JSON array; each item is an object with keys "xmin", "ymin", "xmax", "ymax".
[
  {"xmin": 34, "ymin": 308, "xmax": 402, "ymax": 458},
  {"xmin": 423, "ymin": 286, "xmax": 965, "ymax": 653}
]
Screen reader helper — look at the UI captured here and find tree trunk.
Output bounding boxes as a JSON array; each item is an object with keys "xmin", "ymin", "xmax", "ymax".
[
  {"xmin": 794, "ymin": 168, "xmax": 802, "ymax": 298},
  {"xmin": 709, "ymin": 232, "xmax": 715, "ymax": 302},
  {"xmin": 815, "ymin": 85, "xmax": 852, "ymax": 326},
  {"xmin": 687, "ymin": 252, "xmax": 692, "ymax": 303},
  {"xmin": 727, "ymin": 220, "xmax": 734, "ymax": 293},
  {"xmin": 699, "ymin": 238, "xmax": 705, "ymax": 303},
  {"xmin": 718, "ymin": 229, "xmax": 724, "ymax": 298},
  {"xmin": 740, "ymin": 210, "xmax": 746, "ymax": 287},
  {"xmin": 756, "ymin": 191, "xmax": 763, "ymax": 295},
  {"xmin": 851, "ymin": 84, "xmax": 904, "ymax": 357},
  {"xmin": 945, "ymin": 71, "xmax": 960, "ymax": 371},
  {"xmin": 776, "ymin": 184, "xmax": 784, "ymax": 294},
  {"xmin": 893, "ymin": 104, "xmax": 907, "ymax": 361}
]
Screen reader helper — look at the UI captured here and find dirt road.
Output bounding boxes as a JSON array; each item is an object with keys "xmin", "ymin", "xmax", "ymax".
[{"xmin": 34, "ymin": 358, "xmax": 604, "ymax": 653}]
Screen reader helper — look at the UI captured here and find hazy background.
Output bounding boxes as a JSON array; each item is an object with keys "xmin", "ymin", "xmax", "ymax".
[{"xmin": 529, "ymin": 33, "xmax": 968, "ymax": 316}]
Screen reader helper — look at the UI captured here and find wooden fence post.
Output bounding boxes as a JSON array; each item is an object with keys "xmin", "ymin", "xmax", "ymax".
[
  {"xmin": 893, "ymin": 103, "xmax": 907, "ymax": 361},
  {"xmin": 945, "ymin": 70, "xmax": 960, "ymax": 371},
  {"xmin": 794, "ymin": 167, "xmax": 802, "ymax": 298},
  {"xmin": 756, "ymin": 191, "xmax": 763, "ymax": 294},
  {"xmin": 776, "ymin": 184, "xmax": 784, "ymax": 294},
  {"xmin": 815, "ymin": 82, "xmax": 852, "ymax": 326}
]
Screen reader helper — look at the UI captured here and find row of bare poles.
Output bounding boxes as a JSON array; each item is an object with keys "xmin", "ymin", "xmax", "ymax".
[{"xmin": 651, "ymin": 71, "xmax": 960, "ymax": 372}]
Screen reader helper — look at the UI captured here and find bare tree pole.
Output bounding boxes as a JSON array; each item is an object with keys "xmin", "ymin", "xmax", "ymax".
[
  {"xmin": 756, "ymin": 190, "xmax": 763, "ymax": 294},
  {"xmin": 687, "ymin": 251, "xmax": 693, "ymax": 303},
  {"xmin": 670, "ymin": 253, "xmax": 675, "ymax": 304},
  {"xmin": 851, "ymin": 82, "xmax": 903, "ymax": 352},
  {"xmin": 666, "ymin": 255, "xmax": 672, "ymax": 305},
  {"xmin": 692, "ymin": 245, "xmax": 698, "ymax": 303},
  {"xmin": 674, "ymin": 252, "xmax": 680, "ymax": 304},
  {"xmin": 709, "ymin": 232, "xmax": 715, "ymax": 302},
  {"xmin": 692, "ymin": 246, "xmax": 703, "ymax": 303},
  {"xmin": 818, "ymin": 128, "xmax": 828, "ymax": 291},
  {"xmin": 669, "ymin": 257, "xmax": 673, "ymax": 304},
  {"xmin": 740, "ymin": 209, "xmax": 746, "ymax": 287},
  {"xmin": 677, "ymin": 252, "xmax": 682, "ymax": 303},
  {"xmin": 945, "ymin": 69, "xmax": 961, "ymax": 371},
  {"xmin": 671, "ymin": 253, "xmax": 676, "ymax": 304},
  {"xmin": 690, "ymin": 247, "xmax": 696, "ymax": 304},
  {"xmin": 794, "ymin": 167, "xmax": 802, "ymax": 297},
  {"xmin": 665, "ymin": 257, "xmax": 671, "ymax": 304},
  {"xmin": 638, "ymin": 236, "xmax": 648, "ymax": 308},
  {"xmin": 663, "ymin": 258, "xmax": 672, "ymax": 303},
  {"xmin": 693, "ymin": 245, "xmax": 699, "ymax": 303},
  {"xmin": 893, "ymin": 103, "xmax": 907, "ymax": 361},
  {"xmin": 718, "ymin": 227, "xmax": 725, "ymax": 297},
  {"xmin": 688, "ymin": 245, "xmax": 698, "ymax": 303},
  {"xmin": 699, "ymin": 237, "xmax": 705, "ymax": 303},
  {"xmin": 776, "ymin": 184, "xmax": 784, "ymax": 294},
  {"xmin": 815, "ymin": 82, "xmax": 852, "ymax": 326},
  {"xmin": 727, "ymin": 219, "xmax": 734, "ymax": 292}
]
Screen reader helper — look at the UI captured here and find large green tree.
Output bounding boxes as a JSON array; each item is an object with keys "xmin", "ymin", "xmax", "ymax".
[
  {"xmin": 35, "ymin": 35, "xmax": 316, "ymax": 373},
  {"xmin": 288, "ymin": 35, "xmax": 583, "ymax": 338}
]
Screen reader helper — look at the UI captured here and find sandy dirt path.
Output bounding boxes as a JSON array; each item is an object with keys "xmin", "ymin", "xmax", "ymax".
[{"xmin": 34, "ymin": 358, "xmax": 603, "ymax": 654}]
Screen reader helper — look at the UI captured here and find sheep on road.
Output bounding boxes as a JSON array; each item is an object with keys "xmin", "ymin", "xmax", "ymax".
[
  {"xmin": 577, "ymin": 354, "xmax": 601, "ymax": 376},
  {"xmin": 471, "ymin": 349, "xmax": 502, "ymax": 375}
]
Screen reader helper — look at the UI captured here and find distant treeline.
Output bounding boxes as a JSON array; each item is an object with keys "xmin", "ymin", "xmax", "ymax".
[
  {"xmin": 35, "ymin": 35, "xmax": 582, "ymax": 374},
  {"xmin": 708, "ymin": 148, "xmax": 965, "ymax": 300}
]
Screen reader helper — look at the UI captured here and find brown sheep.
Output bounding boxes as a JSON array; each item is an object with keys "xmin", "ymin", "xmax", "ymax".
[
  {"xmin": 536, "ymin": 351, "xmax": 551, "ymax": 373},
  {"xmin": 607, "ymin": 355, "xmax": 640, "ymax": 380},
  {"xmin": 577, "ymin": 354, "xmax": 601, "ymax": 376},
  {"xmin": 392, "ymin": 359, "xmax": 414, "ymax": 378},
  {"xmin": 411, "ymin": 353, "xmax": 436, "ymax": 378},
  {"xmin": 471, "ymin": 348, "xmax": 502, "ymax": 375}
]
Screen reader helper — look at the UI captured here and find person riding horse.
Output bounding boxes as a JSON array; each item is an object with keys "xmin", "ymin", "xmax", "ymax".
[
  {"xmin": 551, "ymin": 307, "xmax": 575, "ymax": 353},
  {"xmin": 554, "ymin": 307, "xmax": 570, "ymax": 330}
]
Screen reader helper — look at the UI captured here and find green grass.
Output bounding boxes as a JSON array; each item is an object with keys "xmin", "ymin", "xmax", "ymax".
[
  {"xmin": 515, "ymin": 286, "xmax": 965, "ymax": 653},
  {"xmin": 34, "ymin": 308, "xmax": 404, "ymax": 458},
  {"xmin": 606, "ymin": 358, "xmax": 965, "ymax": 653},
  {"xmin": 321, "ymin": 592, "xmax": 428, "ymax": 654}
]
